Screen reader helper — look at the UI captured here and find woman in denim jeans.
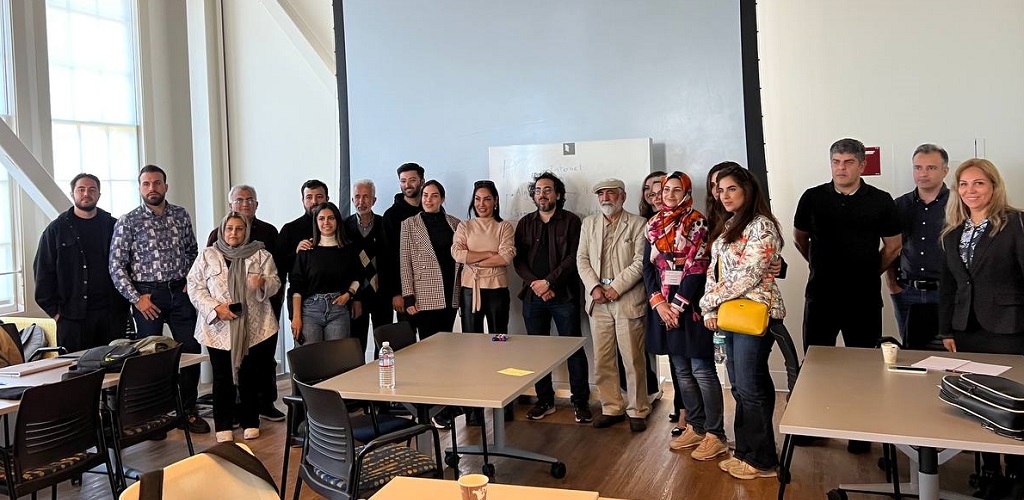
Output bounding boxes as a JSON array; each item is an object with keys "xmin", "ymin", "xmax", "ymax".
[
  {"xmin": 701, "ymin": 165, "xmax": 786, "ymax": 480},
  {"xmin": 642, "ymin": 171, "xmax": 727, "ymax": 462},
  {"xmin": 289, "ymin": 202, "xmax": 362, "ymax": 344}
]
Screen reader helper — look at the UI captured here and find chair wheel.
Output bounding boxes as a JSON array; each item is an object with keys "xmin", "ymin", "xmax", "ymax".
[
  {"xmin": 482, "ymin": 463, "xmax": 495, "ymax": 478},
  {"xmin": 550, "ymin": 461, "xmax": 567, "ymax": 479},
  {"xmin": 72, "ymin": 474, "xmax": 83, "ymax": 486},
  {"xmin": 826, "ymin": 489, "xmax": 848, "ymax": 500},
  {"xmin": 444, "ymin": 452, "xmax": 460, "ymax": 467}
]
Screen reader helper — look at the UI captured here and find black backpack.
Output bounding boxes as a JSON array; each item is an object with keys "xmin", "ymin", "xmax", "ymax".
[{"xmin": 69, "ymin": 344, "xmax": 141, "ymax": 374}]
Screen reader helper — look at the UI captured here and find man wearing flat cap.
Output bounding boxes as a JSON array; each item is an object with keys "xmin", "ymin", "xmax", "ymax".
[{"xmin": 577, "ymin": 178, "xmax": 651, "ymax": 431}]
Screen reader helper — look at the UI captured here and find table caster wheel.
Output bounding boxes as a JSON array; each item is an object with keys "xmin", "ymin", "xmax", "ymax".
[
  {"xmin": 550, "ymin": 462, "xmax": 567, "ymax": 479},
  {"xmin": 482, "ymin": 463, "xmax": 495, "ymax": 478},
  {"xmin": 444, "ymin": 452, "xmax": 460, "ymax": 467},
  {"xmin": 826, "ymin": 489, "xmax": 848, "ymax": 500}
]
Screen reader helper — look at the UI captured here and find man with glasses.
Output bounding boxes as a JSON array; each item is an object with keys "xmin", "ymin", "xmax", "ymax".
[
  {"xmin": 34, "ymin": 173, "xmax": 130, "ymax": 352},
  {"xmin": 206, "ymin": 185, "xmax": 286, "ymax": 422},
  {"xmin": 514, "ymin": 172, "xmax": 592, "ymax": 423}
]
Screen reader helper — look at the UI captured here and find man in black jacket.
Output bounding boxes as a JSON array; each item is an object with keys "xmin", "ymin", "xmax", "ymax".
[
  {"xmin": 278, "ymin": 179, "xmax": 329, "ymax": 320},
  {"xmin": 33, "ymin": 173, "xmax": 130, "ymax": 352},
  {"xmin": 345, "ymin": 179, "xmax": 392, "ymax": 357},
  {"xmin": 382, "ymin": 163, "xmax": 425, "ymax": 321}
]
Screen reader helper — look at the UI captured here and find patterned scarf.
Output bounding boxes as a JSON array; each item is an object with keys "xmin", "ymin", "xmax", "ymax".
[{"xmin": 646, "ymin": 173, "xmax": 709, "ymax": 279}]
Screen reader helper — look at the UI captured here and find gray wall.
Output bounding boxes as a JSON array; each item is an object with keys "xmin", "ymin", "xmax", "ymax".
[{"xmin": 344, "ymin": 0, "xmax": 747, "ymax": 207}]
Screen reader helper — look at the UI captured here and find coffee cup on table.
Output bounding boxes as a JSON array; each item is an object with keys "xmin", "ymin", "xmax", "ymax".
[
  {"xmin": 881, "ymin": 342, "xmax": 899, "ymax": 364},
  {"xmin": 458, "ymin": 474, "xmax": 489, "ymax": 500}
]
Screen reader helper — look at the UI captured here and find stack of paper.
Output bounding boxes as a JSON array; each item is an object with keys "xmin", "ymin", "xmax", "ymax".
[{"xmin": 911, "ymin": 356, "xmax": 1011, "ymax": 376}]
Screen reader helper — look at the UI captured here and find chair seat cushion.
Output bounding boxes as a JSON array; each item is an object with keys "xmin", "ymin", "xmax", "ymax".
[
  {"xmin": 121, "ymin": 413, "xmax": 178, "ymax": 439},
  {"xmin": 312, "ymin": 443, "xmax": 437, "ymax": 492},
  {"xmin": 0, "ymin": 451, "xmax": 92, "ymax": 482}
]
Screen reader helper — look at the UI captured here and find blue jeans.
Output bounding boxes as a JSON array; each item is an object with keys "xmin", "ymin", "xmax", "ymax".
[
  {"xmin": 890, "ymin": 287, "xmax": 940, "ymax": 345},
  {"xmin": 522, "ymin": 297, "xmax": 590, "ymax": 404},
  {"xmin": 671, "ymin": 354, "xmax": 724, "ymax": 439},
  {"xmin": 133, "ymin": 280, "xmax": 200, "ymax": 412},
  {"xmin": 301, "ymin": 294, "xmax": 351, "ymax": 343},
  {"xmin": 724, "ymin": 320, "xmax": 780, "ymax": 469}
]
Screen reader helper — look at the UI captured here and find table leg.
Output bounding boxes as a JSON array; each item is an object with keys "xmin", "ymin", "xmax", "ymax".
[
  {"xmin": 445, "ymin": 406, "xmax": 566, "ymax": 477},
  {"xmin": 777, "ymin": 434, "xmax": 794, "ymax": 500},
  {"xmin": 833, "ymin": 444, "xmax": 975, "ymax": 500},
  {"xmin": 918, "ymin": 446, "xmax": 939, "ymax": 500}
]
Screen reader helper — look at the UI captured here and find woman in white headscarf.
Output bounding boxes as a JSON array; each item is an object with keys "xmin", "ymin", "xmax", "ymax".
[{"xmin": 188, "ymin": 212, "xmax": 281, "ymax": 443}]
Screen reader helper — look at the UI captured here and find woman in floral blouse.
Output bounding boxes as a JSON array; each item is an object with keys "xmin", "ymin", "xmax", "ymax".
[{"xmin": 700, "ymin": 165, "xmax": 785, "ymax": 480}]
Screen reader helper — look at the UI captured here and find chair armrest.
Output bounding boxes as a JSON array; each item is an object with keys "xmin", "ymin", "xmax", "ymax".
[
  {"xmin": 355, "ymin": 423, "xmax": 438, "ymax": 460},
  {"xmin": 282, "ymin": 395, "xmax": 303, "ymax": 409}
]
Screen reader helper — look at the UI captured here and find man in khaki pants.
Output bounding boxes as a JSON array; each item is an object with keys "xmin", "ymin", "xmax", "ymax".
[{"xmin": 577, "ymin": 178, "xmax": 651, "ymax": 432}]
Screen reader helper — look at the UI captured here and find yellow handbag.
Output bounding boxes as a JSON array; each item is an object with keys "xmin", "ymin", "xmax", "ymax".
[{"xmin": 714, "ymin": 259, "xmax": 770, "ymax": 336}]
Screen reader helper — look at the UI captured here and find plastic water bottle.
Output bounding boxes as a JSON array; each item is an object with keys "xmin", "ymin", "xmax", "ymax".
[
  {"xmin": 713, "ymin": 331, "xmax": 727, "ymax": 364},
  {"xmin": 378, "ymin": 341, "xmax": 395, "ymax": 389}
]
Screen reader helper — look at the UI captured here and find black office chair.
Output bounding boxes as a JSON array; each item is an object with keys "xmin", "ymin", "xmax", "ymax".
[
  {"xmin": 281, "ymin": 338, "xmax": 415, "ymax": 500},
  {"xmin": 292, "ymin": 380, "xmax": 441, "ymax": 500},
  {"xmin": 372, "ymin": 322, "xmax": 417, "ymax": 353},
  {"xmin": 105, "ymin": 345, "xmax": 194, "ymax": 490},
  {"xmin": 0, "ymin": 369, "xmax": 118, "ymax": 499}
]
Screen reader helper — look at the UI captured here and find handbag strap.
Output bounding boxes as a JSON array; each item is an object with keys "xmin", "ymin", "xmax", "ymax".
[
  {"xmin": 136, "ymin": 443, "xmax": 279, "ymax": 498},
  {"xmin": 138, "ymin": 469, "xmax": 164, "ymax": 500}
]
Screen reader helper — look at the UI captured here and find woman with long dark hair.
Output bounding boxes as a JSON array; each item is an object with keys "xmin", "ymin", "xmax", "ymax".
[
  {"xmin": 643, "ymin": 171, "xmax": 727, "ymax": 462},
  {"xmin": 289, "ymin": 202, "xmax": 362, "ymax": 344},
  {"xmin": 701, "ymin": 164, "xmax": 785, "ymax": 480},
  {"xmin": 640, "ymin": 171, "xmax": 667, "ymax": 218}
]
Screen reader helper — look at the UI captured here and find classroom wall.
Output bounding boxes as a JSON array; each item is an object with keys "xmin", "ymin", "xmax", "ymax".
[{"xmin": 757, "ymin": 0, "xmax": 1024, "ymax": 352}]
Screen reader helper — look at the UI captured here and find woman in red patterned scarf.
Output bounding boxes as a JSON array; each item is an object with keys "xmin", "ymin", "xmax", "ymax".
[{"xmin": 642, "ymin": 171, "xmax": 727, "ymax": 461}]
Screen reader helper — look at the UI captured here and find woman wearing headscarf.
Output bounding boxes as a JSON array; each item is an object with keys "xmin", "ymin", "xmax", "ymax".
[
  {"xmin": 188, "ymin": 213, "xmax": 281, "ymax": 443},
  {"xmin": 642, "ymin": 171, "xmax": 727, "ymax": 462}
]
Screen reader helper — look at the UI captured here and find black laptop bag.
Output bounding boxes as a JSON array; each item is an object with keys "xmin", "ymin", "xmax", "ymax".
[{"xmin": 939, "ymin": 373, "xmax": 1024, "ymax": 439}]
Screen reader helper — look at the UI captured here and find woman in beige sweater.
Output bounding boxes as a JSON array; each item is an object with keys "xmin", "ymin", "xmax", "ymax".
[{"xmin": 452, "ymin": 180, "xmax": 516, "ymax": 335}]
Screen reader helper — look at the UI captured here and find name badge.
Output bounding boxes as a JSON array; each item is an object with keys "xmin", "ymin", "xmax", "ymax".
[{"xmin": 663, "ymin": 270, "xmax": 683, "ymax": 286}]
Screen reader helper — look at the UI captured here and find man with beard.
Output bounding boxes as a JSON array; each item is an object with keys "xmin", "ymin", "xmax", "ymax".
[
  {"xmin": 382, "ymin": 163, "xmax": 425, "ymax": 322},
  {"xmin": 34, "ymin": 173, "xmax": 130, "ymax": 352},
  {"xmin": 577, "ymin": 178, "xmax": 651, "ymax": 431},
  {"xmin": 278, "ymin": 179, "xmax": 329, "ymax": 321},
  {"xmin": 109, "ymin": 164, "xmax": 209, "ymax": 434},
  {"xmin": 205, "ymin": 184, "xmax": 286, "ymax": 422},
  {"xmin": 344, "ymin": 179, "xmax": 392, "ymax": 356},
  {"xmin": 514, "ymin": 172, "xmax": 592, "ymax": 423}
]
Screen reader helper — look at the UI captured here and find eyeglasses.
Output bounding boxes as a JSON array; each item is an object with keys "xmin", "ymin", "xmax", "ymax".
[{"xmin": 231, "ymin": 198, "xmax": 256, "ymax": 205}]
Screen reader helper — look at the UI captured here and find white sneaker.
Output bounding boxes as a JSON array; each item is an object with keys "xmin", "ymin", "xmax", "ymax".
[
  {"xmin": 243, "ymin": 428, "xmax": 260, "ymax": 440},
  {"xmin": 215, "ymin": 430, "xmax": 234, "ymax": 443}
]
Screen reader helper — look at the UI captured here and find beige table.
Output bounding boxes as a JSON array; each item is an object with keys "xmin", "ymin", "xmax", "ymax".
[
  {"xmin": 370, "ymin": 476, "xmax": 599, "ymax": 499},
  {"xmin": 778, "ymin": 346, "xmax": 1024, "ymax": 500},
  {"xmin": 0, "ymin": 352, "xmax": 208, "ymax": 415},
  {"xmin": 316, "ymin": 332, "xmax": 585, "ymax": 478}
]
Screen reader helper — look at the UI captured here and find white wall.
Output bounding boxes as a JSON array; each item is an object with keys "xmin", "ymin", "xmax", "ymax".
[{"xmin": 758, "ymin": 0, "xmax": 1024, "ymax": 353}]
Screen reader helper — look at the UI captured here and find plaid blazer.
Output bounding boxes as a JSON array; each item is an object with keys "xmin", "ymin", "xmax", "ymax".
[{"xmin": 400, "ymin": 213, "xmax": 462, "ymax": 311}]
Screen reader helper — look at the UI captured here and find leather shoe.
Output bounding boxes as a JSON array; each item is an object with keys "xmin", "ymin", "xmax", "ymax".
[
  {"xmin": 178, "ymin": 414, "xmax": 211, "ymax": 434},
  {"xmin": 592, "ymin": 414, "xmax": 626, "ymax": 429},
  {"xmin": 628, "ymin": 417, "xmax": 647, "ymax": 432}
]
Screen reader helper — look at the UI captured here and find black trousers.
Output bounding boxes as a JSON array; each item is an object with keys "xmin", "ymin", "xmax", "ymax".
[
  {"xmin": 208, "ymin": 334, "xmax": 278, "ymax": 432},
  {"xmin": 460, "ymin": 287, "xmax": 510, "ymax": 334},
  {"xmin": 254, "ymin": 333, "xmax": 279, "ymax": 409},
  {"xmin": 411, "ymin": 308, "xmax": 457, "ymax": 340},
  {"xmin": 350, "ymin": 296, "xmax": 394, "ymax": 356},
  {"xmin": 57, "ymin": 306, "xmax": 130, "ymax": 353},
  {"xmin": 802, "ymin": 296, "xmax": 882, "ymax": 351}
]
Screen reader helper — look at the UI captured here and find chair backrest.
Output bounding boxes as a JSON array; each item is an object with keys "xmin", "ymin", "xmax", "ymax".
[
  {"xmin": 295, "ymin": 380, "xmax": 358, "ymax": 493},
  {"xmin": 905, "ymin": 303, "xmax": 942, "ymax": 350},
  {"xmin": 373, "ymin": 322, "xmax": 416, "ymax": 352},
  {"xmin": 287, "ymin": 338, "xmax": 365, "ymax": 385},
  {"xmin": 115, "ymin": 345, "xmax": 183, "ymax": 429},
  {"xmin": 14, "ymin": 368, "xmax": 105, "ymax": 474}
]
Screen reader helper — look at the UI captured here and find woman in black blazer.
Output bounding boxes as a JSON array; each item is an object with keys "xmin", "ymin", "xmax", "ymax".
[{"xmin": 939, "ymin": 158, "xmax": 1024, "ymax": 495}]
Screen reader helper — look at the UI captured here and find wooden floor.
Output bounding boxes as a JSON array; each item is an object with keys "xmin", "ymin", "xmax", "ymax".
[{"xmin": 58, "ymin": 381, "xmax": 983, "ymax": 500}]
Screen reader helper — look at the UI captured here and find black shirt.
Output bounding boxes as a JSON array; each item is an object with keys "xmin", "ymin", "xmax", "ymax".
[
  {"xmin": 794, "ymin": 180, "xmax": 901, "ymax": 299},
  {"xmin": 382, "ymin": 194, "xmax": 423, "ymax": 297},
  {"xmin": 894, "ymin": 185, "xmax": 949, "ymax": 283},
  {"xmin": 69, "ymin": 214, "xmax": 112, "ymax": 311},
  {"xmin": 288, "ymin": 244, "xmax": 363, "ymax": 298}
]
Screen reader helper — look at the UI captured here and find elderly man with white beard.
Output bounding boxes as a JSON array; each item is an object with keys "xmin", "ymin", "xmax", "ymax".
[{"xmin": 577, "ymin": 178, "xmax": 652, "ymax": 432}]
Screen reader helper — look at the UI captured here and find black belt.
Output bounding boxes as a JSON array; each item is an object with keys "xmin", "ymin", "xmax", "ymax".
[
  {"xmin": 905, "ymin": 279, "xmax": 939, "ymax": 291},
  {"xmin": 134, "ymin": 278, "xmax": 187, "ymax": 290}
]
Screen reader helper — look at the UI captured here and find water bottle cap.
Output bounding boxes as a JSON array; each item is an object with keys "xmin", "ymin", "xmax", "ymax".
[{"xmin": 382, "ymin": 341, "xmax": 390, "ymax": 347}]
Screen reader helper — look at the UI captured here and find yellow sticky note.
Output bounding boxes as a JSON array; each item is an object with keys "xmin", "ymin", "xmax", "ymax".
[{"xmin": 498, "ymin": 368, "xmax": 534, "ymax": 377}]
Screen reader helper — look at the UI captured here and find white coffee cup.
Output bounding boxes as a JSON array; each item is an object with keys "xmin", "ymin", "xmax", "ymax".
[
  {"xmin": 881, "ymin": 342, "xmax": 899, "ymax": 364},
  {"xmin": 458, "ymin": 473, "xmax": 489, "ymax": 500}
]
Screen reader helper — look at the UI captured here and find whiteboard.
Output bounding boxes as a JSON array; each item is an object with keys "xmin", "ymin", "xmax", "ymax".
[{"xmin": 487, "ymin": 138, "xmax": 654, "ymax": 396}]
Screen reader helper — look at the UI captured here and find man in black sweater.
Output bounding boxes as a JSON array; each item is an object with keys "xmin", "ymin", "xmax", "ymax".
[
  {"xmin": 278, "ymin": 179, "xmax": 329, "ymax": 320},
  {"xmin": 381, "ymin": 163, "xmax": 425, "ymax": 322},
  {"xmin": 205, "ymin": 184, "xmax": 285, "ymax": 421},
  {"xmin": 344, "ymin": 179, "xmax": 392, "ymax": 357},
  {"xmin": 33, "ymin": 174, "xmax": 130, "ymax": 352}
]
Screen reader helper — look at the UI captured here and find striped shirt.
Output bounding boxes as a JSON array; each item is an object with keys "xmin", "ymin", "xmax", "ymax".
[{"xmin": 109, "ymin": 202, "xmax": 198, "ymax": 303}]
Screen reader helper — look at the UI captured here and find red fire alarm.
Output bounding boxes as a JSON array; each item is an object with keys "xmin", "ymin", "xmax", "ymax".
[{"xmin": 863, "ymin": 146, "xmax": 881, "ymax": 176}]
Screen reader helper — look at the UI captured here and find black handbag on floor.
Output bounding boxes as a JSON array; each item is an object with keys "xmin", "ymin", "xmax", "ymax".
[{"xmin": 939, "ymin": 373, "xmax": 1024, "ymax": 439}]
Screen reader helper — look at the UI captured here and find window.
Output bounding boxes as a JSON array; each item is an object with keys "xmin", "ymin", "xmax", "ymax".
[
  {"xmin": 0, "ymin": 0, "xmax": 18, "ymax": 314},
  {"xmin": 46, "ymin": 0, "xmax": 141, "ymax": 216}
]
